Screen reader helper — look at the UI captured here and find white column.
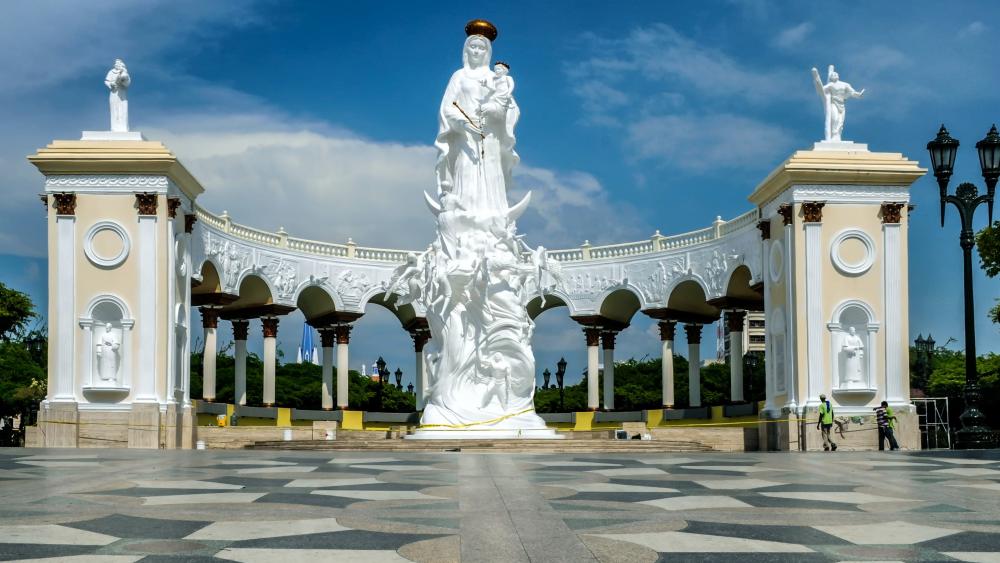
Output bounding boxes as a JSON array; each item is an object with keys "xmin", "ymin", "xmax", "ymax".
[
  {"xmin": 200, "ymin": 308, "xmax": 218, "ymax": 402},
  {"xmin": 883, "ymin": 209, "xmax": 904, "ymax": 403},
  {"xmin": 602, "ymin": 331, "xmax": 616, "ymax": 410},
  {"xmin": 135, "ymin": 209, "xmax": 158, "ymax": 403},
  {"xmin": 182, "ymin": 215, "xmax": 195, "ymax": 407},
  {"xmin": 336, "ymin": 324, "xmax": 351, "ymax": 409},
  {"xmin": 585, "ymin": 328, "xmax": 600, "ymax": 410},
  {"xmin": 659, "ymin": 321, "xmax": 676, "ymax": 408},
  {"xmin": 727, "ymin": 311, "xmax": 745, "ymax": 402},
  {"xmin": 262, "ymin": 317, "xmax": 278, "ymax": 406},
  {"xmin": 53, "ymin": 210, "xmax": 76, "ymax": 401},
  {"xmin": 320, "ymin": 328, "xmax": 334, "ymax": 410},
  {"xmin": 232, "ymin": 320, "xmax": 248, "ymax": 406},
  {"xmin": 685, "ymin": 324, "xmax": 702, "ymax": 408},
  {"xmin": 804, "ymin": 204, "xmax": 824, "ymax": 407}
]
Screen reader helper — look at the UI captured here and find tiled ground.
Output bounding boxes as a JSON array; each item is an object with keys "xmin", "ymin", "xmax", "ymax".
[{"xmin": 0, "ymin": 448, "xmax": 997, "ymax": 561}]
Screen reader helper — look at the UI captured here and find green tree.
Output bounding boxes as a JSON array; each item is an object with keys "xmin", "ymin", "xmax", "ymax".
[
  {"xmin": 0, "ymin": 283, "xmax": 35, "ymax": 342},
  {"xmin": 974, "ymin": 222, "xmax": 1000, "ymax": 323}
]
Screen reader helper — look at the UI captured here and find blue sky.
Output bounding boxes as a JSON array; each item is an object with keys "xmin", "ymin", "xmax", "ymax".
[{"xmin": 1, "ymin": 1, "xmax": 999, "ymax": 388}]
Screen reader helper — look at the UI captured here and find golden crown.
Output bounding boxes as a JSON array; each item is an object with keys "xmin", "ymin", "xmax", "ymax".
[{"xmin": 465, "ymin": 19, "xmax": 498, "ymax": 42}]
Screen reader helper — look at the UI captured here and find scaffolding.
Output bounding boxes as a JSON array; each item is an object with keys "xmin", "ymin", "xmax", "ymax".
[{"xmin": 913, "ymin": 397, "xmax": 951, "ymax": 450}]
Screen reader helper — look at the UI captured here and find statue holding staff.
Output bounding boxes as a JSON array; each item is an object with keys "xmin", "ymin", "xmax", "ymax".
[{"xmin": 812, "ymin": 65, "xmax": 864, "ymax": 142}]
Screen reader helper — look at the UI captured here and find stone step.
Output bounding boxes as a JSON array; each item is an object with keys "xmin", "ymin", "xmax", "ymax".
[{"xmin": 248, "ymin": 439, "xmax": 715, "ymax": 453}]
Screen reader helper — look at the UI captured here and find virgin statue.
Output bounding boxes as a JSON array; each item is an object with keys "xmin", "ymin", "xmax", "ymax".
[
  {"xmin": 435, "ymin": 26, "xmax": 519, "ymax": 215},
  {"xmin": 390, "ymin": 20, "xmax": 559, "ymax": 438},
  {"xmin": 96, "ymin": 322, "xmax": 121, "ymax": 383},
  {"xmin": 841, "ymin": 326, "xmax": 865, "ymax": 387}
]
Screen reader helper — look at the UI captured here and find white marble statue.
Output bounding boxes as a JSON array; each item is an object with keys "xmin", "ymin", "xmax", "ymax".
[
  {"xmin": 388, "ymin": 21, "xmax": 559, "ymax": 438},
  {"xmin": 841, "ymin": 327, "xmax": 865, "ymax": 387},
  {"xmin": 105, "ymin": 59, "xmax": 131, "ymax": 132},
  {"xmin": 811, "ymin": 65, "xmax": 864, "ymax": 142},
  {"xmin": 96, "ymin": 323, "xmax": 121, "ymax": 382}
]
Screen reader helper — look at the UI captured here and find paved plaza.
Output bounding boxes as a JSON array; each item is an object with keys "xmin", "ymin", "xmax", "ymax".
[{"xmin": 0, "ymin": 449, "xmax": 998, "ymax": 562}]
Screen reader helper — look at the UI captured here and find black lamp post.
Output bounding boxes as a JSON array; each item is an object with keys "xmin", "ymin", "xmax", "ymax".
[
  {"xmin": 375, "ymin": 356, "xmax": 387, "ymax": 411},
  {"xmin": 407, "ymin": 382, "xmax": 414, "ymax": 395},
  {"xmin": 926, "ymin": 124, "xmax": 1000, "ymax": 449},
  {"xmin": 394, "ymin": 368, "xmax": 403, "ymax": 389},
  {"xmin": 556, "ymin": 357, "xmax": 567, "ymax": 412},
  {"xmin": 542, "ymin": 368, "xmax": 551, "ymax": 390}
]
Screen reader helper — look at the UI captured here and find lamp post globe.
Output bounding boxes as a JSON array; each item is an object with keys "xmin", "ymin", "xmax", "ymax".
[
  {"xmin": 394, "ymin": 367, "xmax": 403, "ymax": 389},
  {"xmin": 542, "ymin": 368, "xmax": 551, "ymax": 389},
  {"xmin": 926, "ymin": 125, "xmax": 998, "ymax": 449}
]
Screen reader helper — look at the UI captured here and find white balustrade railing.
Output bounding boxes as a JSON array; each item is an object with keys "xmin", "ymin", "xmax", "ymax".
[{"xmin": 195, "ymin": 205, "xmax": 760, "ymax": 264}]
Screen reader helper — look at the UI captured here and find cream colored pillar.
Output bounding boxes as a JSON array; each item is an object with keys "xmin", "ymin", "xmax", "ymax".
[
  {"xmin": 685, "ymin": 324, "xmax": 702, "ymax": 408},
  {"xmin": 726, "ymin": 311, "xmax": 746, "ymax": 402},
  {"xmin": 232, "ymin": 320, "xmax": 249, "ymax": 406},
  {"xmin": 658, "ymin": 320, "xmax": 676, "ymax": 408},
  {"xmin": 200, "ymin": 308, "xmax": 219, "ymax": 401},
  {"xmin": 262, "ymin": 317, "xmax": 278, "ymax": 406},
  {"xmin": 601, "ymin": 331, "xmax": 616, "ymax": 411},
  {"xmin": 320, "ymin": 328, "xmax": 335, "ymax": 410},
  {"xmin": 585, "ymin": 327, "xmax": 600, "ymax": 410},
  {"xmin": 335, "ymin": 324, "xmax": 351, "ymax": 409}
]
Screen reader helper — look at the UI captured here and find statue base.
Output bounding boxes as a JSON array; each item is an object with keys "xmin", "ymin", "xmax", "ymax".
[
  {"xmin": 81, "ymin": 131, "xmax": 146, "ymax": 141},
  {"xmin": 405, "ymin": 427, "xmax": 564, "ymax": 440},
  {"xmin": 812, "ymin": 140, "xmax": 869, "ymax": 152}
]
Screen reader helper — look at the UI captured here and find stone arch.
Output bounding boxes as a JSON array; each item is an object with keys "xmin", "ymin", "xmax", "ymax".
[
  {"xmin": 666, "ymin": 278, "xmax": 719, "ymax": 319},
  {"xmin": 294, "ymin": 283, "xmax": 345, "ymax": 321},
  {"xmin": 360, "ymin": 290, "xmax": 420, "ymax": 330},
  {"xmin": 228, "ymin": 273, "xmax": 275, "ymax": 309},
  {"xmin": 193, "ymin": 259, "xmax": 223, "ymax": 295},
  {"xmin": 526, "ymin": 292, "xmax": 569, "ymax": 320},
  {"xmin": 598, "ymin": 286, "xmax": 643, "ymax": 325}
]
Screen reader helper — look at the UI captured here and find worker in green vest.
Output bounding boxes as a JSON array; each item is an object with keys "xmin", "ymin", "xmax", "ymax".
[{"xmin": 816, "ymin": 393, "xmax": 837, "ymax": 451}]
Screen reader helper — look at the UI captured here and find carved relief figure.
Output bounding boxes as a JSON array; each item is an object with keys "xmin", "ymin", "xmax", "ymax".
[
  {"xmin": 105, "ymin": 59, "xmax": 131, "ymax": 132},
  {"xmin": 96, "ymin": 323, "xmax": 121, "ymax": 382}
]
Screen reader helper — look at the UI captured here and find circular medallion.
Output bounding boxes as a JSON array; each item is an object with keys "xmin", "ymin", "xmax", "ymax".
[
  {"xmin": 769, "ymin": 240, "xmax": 784, "ymax": 283},
  {"xmin": 84, "ymin": 221, "xmax": 130, "ymax": 268},
  {"xmin": 830, "ymin": 229, "xmax": 875, "ymax": 275}
]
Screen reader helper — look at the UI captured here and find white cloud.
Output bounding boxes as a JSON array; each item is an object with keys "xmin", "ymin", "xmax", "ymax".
[
  {"xmin": 773, "ymin": 22, "xmax": 814, "ymax": 49},
  {"xmin": 627, "ymin": 113, "xmax": 793, "ymax": 172},
  {"xmin": 148, "ymin": 112, "xmax": 645, "ymax": 252},
  {"xmin": 958, "ymin": 21, "xmax": 986, "ymax": 39}
]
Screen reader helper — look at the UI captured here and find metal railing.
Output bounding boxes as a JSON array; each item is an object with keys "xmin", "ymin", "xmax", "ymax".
[{"xmin": 913, "ymin": 397, "xmax": 951, "ymax": 450}]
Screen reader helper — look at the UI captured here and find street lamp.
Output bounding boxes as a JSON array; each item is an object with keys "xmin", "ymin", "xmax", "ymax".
[
  {"xmin": 744, "ymin": 351, "xmax": 760, "ymax": 403},
  {"xmin": 542, "ymin": 368, "xmax": 551, "ymax": 390},
  {"xmin": 375, "ymin": 356, "xmax": 387, "ymax": 411},
  {"xmin": 407, "ymin": 382, "xmax": 414, "ymax": 395},
  {"xmin": 394, "ymin": 368, "xmax": 403, "ymax": 389},
  {"xmin": 556, "ymin": 357, "xmax": 567, "ymax": 412},
  {"xmin": 926, "ymin": 124, "xmax": 1000, "ymax": 449}
]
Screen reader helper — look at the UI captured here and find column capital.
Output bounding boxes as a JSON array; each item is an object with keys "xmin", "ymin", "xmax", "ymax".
[
  {"xmin": 335, "ymin": 324, "xmax": 352, "ymax": 344},
  {"xmin": 231, "ymin": 319, "xmax": 249, "ymax": 340},
  {"xmin": 583, "ymin": 327, "xmax": 600, "ymax": 347},
  {"xmin": 601, "ymin": 330, "xmax": 616, "ymax": 349},
  {"xmin": 777, "ymin": 203, "xmax": 793, "ymax": 226},
  {"xmin": 658, "ymin": 320, "xmax": 676, "ymax": 341},
  {"xmin": 881, "ymin": 201, "xmax": 905, "ymax": 224},
  {"xmin": 184, "ymin": 213, "xmax": 197, "ymax": 233},
  {"xmin": 167, "ymin": 197, "xmax": 182, "ymax": 219},
  {"xmin": 802, "ymin": 201, "xmax": 825, "ymax": 223},
  {"xmin": 757, "ymin": 219, "xmax": 771, "ymax": 240},
  {"xmin": 262, "ymin": 317, "xmax": 279, "ymax": 338},
  {"xmin": 53, "ymin": 193, "xmax": 77, "ymax": 215},
  {"xmin": 410, "ymin": 329, "xmax": 431, "ymax": 352},
  {"xmin": 135, "ymin": 193, "xmax": 158, "ymax": 216},
  {"xmin": 684, "ymin": 323, "xmax": 702, "ymax": 344},
  {"xmin": 319, "ymin": 327, "xmax": 336, "ymax": 348},
  {"xmin": 200, "ymin": 307, "xmax": 220, "ymax": 329},
  {"xmin": 725, "ymin": 310, "xmax": 747, "ymax": 333}
]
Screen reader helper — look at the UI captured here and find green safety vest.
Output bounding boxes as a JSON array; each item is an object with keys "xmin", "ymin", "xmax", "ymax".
[
  {"xmin": 886, "ymin": 405, "xmax": 896, "ymax": 429},
  {"xmin": 818, "ymin": 401, "xmax": 833, "ymax": 425}
]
